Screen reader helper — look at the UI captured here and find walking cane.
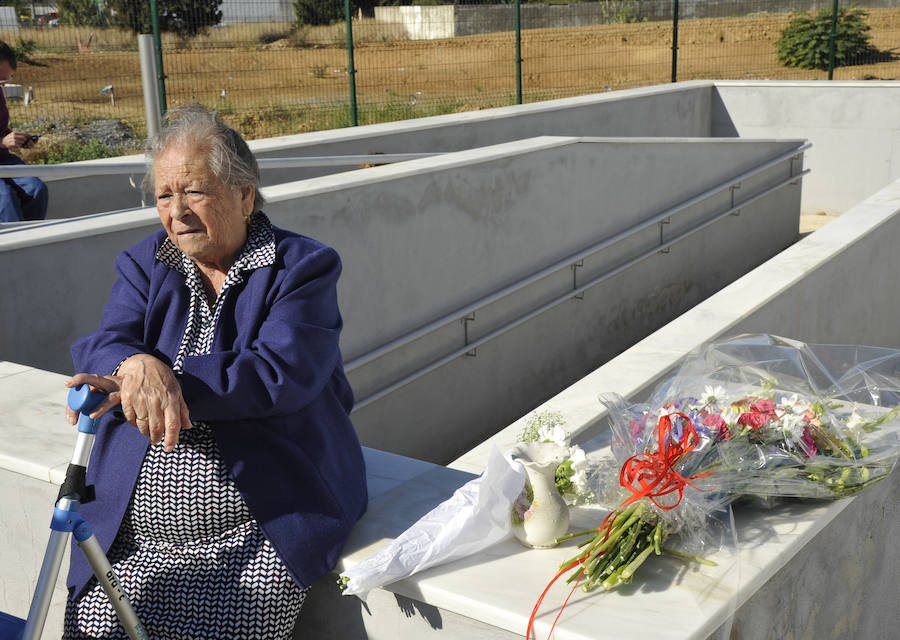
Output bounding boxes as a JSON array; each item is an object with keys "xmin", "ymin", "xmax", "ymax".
[{"xmin": 17, "ymin": 384, "xmax": 148, "ymax": 640}]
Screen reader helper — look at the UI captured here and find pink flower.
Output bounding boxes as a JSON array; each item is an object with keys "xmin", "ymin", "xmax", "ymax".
[
  {"xmin": 630, "ymin": 419, "xmax": 644, "ymax": 440},
  {"xmin": 800, "ymin": 426, "xmax": 818, "ymax": 458},
  {"xmin": 702, "ymin": 411, "xmax": 727, "ymax": 433}
]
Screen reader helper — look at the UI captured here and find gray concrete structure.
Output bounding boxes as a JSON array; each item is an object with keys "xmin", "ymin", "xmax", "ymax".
[
  {"xmin": 220, "ymin": 0, "xmax": 293, "ymax": 24},
  {"xmin": 0, "ymin": 135, "xmax": 804, "ymax": 463},
  {"xmin": 35, "ymin": 81, "xmax": 900, "ymax": 219}
]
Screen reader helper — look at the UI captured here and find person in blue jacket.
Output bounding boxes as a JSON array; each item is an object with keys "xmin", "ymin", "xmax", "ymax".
[{"xmin": 62, "ymin": 104, "xmax": 367, "ymax": 639}]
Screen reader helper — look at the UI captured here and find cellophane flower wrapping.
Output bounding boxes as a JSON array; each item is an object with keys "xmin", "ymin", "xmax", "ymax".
[
  {"xmin": 613, "ymin": 334, "xmax": 900, "ymax": 500},
  {"xmin": 557, "ymin": 334, "xmax": 900, "ymax": 597}
]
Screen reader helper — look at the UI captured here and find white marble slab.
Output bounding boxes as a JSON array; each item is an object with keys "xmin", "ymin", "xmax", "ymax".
[
  {"xmin": 0, "ymin": 365, "xmax": 75, "ymax": 483},
  {"xmin": 339, "ymin": 429, "xmax": 867, "ymax": 640},
  {"xmin": 363, "ymin": 447, "xmax": 441, "ymax": 501}
]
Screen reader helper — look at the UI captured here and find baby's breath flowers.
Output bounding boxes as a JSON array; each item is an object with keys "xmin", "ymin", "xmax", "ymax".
[{"xmin": 517, "ymin": 410, "xmax": 593, "ymax": 505}]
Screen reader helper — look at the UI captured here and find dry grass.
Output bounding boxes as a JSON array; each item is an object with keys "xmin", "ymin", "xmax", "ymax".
[{"xmin": 3, "ymin": 9, "xmax": 900, "ymax": 140}]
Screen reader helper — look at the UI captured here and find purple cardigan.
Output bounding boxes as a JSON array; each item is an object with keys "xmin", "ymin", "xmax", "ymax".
[{"xmin": 67, "ymin": 225, "xmax": 367, "ymax": 598}]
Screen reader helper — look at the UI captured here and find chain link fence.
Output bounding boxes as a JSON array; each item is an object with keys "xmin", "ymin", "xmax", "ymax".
[{"xmin": 3, "ymin": 0, "xmax": 900, "ymax": 145}]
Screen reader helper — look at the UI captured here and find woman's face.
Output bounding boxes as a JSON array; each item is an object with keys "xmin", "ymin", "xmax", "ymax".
[{"xmin": 154, "ymin": 143, "xmax": 255, "ymax": 271}]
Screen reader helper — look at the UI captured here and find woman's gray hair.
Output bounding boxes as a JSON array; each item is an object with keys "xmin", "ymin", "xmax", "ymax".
[{"xmin": 144, "ymin": 104, "xmax": 265, "ymax": 213}]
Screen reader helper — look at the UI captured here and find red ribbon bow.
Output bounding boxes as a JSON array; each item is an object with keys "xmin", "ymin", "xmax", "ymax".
[{"xmin": 526, "ymin": 412, "xmax": 712, "ymax": 640}]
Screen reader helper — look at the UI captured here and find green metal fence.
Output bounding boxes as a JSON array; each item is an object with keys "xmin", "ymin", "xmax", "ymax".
[{"xmin": 3, "ymin": 0, "xmax": 900, "ymax": 144}]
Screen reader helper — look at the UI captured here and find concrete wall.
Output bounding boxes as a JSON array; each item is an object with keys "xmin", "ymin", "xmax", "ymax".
[
  {"xmin": 0, "ymin": 135, "xmax": 803, "ymax": 463},
  {"xmin": 375, "ymin": 6, "xmax": 456, "ymax": 40},
  {"xmin": 0, "ymin": 466, "xmax": 69, "ymax": 636},
  {"xmin": 220, "ymin": 0, "xmax": 293, "ymax": 24},
  {"xmin": 36, "ymin": 81, "xmax": 900, "ymax": 222},
  {"xmin": 712, "ymin": 81, "xmax": 900, "ymax": 215},
  {"xmin": 0, "ymin": 7, "xmax": 19, "ymax": 30},
  {"xmin": 39, "ymin": 83, "xmax": 713, "ymax": 220}
]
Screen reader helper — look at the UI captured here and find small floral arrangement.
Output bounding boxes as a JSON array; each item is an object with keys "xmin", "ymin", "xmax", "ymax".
[
  {"xmin": 516, "ymin": 410, "xmax": 592, "ymax": 505},
  {"xmin": 528, "ymin": 335, "xmax": 900, "ymax": 639}
]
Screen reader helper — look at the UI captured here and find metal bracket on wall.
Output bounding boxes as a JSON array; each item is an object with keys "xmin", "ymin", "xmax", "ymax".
[
  {"xmin": 730, "ymin": 183, "xmax": 742, "ymax": 216},
  {"xmin": 789, "ymin": 153, "xmax": 802, "ymax": 183},
  {"xmin": 572, "ymin": 260, "xmax": 585, "ymax": 299},
  {"xmin": 462, "ymin": 313, "xmax": 477, "ymax": 357},
  {"xmin": 658, "ymin": 217, "xmax": 671, "ymax": 253}
]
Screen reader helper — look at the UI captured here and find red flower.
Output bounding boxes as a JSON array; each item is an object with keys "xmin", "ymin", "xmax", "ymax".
[
  {"xmin": 736, "ymin": 399, "xmax": 778, "ymax": 430},
  {"xmin": 751, "ymin": 399, "xmax": 776, "ymax": 414},
  {"xmin": 738, "ymin": 411, "xmax": 771, "ymax": 430}
]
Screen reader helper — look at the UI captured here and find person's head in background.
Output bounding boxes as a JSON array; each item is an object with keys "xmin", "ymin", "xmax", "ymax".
[{"xmin": 0, "ymin": 40, "xmax": 17, "ymax": 84}]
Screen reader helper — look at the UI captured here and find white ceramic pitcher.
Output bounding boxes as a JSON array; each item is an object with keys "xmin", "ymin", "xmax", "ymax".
[{"xmin": 510, "ymin": 442, "xmax": 571, "ymax": 549}]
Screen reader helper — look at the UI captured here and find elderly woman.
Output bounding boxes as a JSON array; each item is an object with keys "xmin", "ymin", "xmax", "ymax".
[{"xmin": 62, "ymin": 105, "xmax": 367, "ymax": 639}]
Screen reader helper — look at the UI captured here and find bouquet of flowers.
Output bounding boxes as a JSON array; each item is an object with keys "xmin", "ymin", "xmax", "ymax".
[{"xmin": 530, "ymin": 334, "xmax": 900, "ymax": 637}]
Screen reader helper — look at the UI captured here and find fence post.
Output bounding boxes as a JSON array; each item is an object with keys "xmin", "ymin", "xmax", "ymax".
[
  {"xmin": 671, "ymin": 0, "xmax": 679, "ymax": 82},
  {"xmin": 345, "ymin": 0, "xmax": 358, "ymax": 126},
  {"xmin": 138, "ymin": 35, "xmax": 162, "ymax": 139},
  {"xmin": 515, "ymin": 0, "xmax": 522, "ymax": 104},
  {"xmin": 149, "ymin": 0, "xmax": 167, "ymax": 113},
  {"xmin": 828, "ymin": 0, "xmax": 839, "ymax": 80}
]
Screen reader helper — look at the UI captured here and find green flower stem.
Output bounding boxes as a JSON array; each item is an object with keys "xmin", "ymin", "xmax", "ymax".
[
  {"xmin": 620, "ymin": 543, "xmax": 655, "ymax": 582},
  {"xmin": 582, "ymin": 509, "xmax": 642, "ymax": 561},
  {"xmin": 555, "ymin": 529, "xmax": 597, "ymax": 544},
  {"xmin": 601, "ymin": 564, "xmax": 627, "ymax": 591},
  {"xmin": 660, "ymin": 546, "xmax": 717, "ymax": 566},
  {"xmin": 653, "ymin": 522, "xmax": 662, "ymax": 554},
  {"xmin": 572, "ymin": 517, "xmax": 662, "ymax": 591}
]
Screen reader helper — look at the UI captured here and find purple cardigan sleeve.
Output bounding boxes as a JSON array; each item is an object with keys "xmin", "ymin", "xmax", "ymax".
[
  {"xmin": 178, "ymin": 244, "xmax": 346, "ymax": 422},
  {"xmin": 70, "ymin": 239, "xmax": 157, "ymax": 375}
]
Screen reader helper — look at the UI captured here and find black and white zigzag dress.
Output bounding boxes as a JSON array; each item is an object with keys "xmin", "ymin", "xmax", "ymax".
[{"xmin": 64, "ymin": 216, "xmax": 307, "ymax": 640}]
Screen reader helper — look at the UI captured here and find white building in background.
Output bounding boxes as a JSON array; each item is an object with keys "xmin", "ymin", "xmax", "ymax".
[
  {"xmin": 0, "ymin": 7, "xmax": 19, "ymax": 31},
  {"xmin": 220, "ymin": 0, "xmax": 294, "ymax": 24}
]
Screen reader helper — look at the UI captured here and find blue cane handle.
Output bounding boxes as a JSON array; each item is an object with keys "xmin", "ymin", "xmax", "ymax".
[{"xmin": 67, "ymin": 384, "xmax": 107, "ymax": 434}]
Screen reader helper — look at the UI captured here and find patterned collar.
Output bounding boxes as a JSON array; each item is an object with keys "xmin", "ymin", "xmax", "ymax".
[{"xmin": 156, "ymin": 212, "xmax": 276, "ymax": 280}]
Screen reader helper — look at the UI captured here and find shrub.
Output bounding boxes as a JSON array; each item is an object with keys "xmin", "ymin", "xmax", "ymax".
[
  {"xmin": 58, "ymin": 0, "xmax": 110, "ymax": 27},
  {"xmin": 40, "ymin": 140, "xmax": 121, "ymax": 164},
  {"xmin": 106, "ymin": 0, "xmax": 223, "ymax": 38},
  {"xmin": 776, "ymin": 7, "xmax": 874, "ymax": 70},
  {"xmin": 258, "ymin": 31, "xmax": 290, "ymax": 45},
  {"xmin": 12, "ymin": 38, "xmax": 38, "ymax": 65},
  {"xmin": 294, "ymin": 0, "xmax": 343, "ymax": 26}
]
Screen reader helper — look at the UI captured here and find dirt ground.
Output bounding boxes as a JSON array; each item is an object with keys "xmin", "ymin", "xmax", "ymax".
[
  {"xmin": 800, "ymin": 211, "xmax": 839, "ymax": 236},
  {"xmin": 10, "ymin": 9, "xmax": 900, "ymax": 138}
]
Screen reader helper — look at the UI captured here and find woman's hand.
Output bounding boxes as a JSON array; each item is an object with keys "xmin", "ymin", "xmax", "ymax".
[{"xmin": 65, "ymin": 354, "xmax": 192, "ymax": 452}]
